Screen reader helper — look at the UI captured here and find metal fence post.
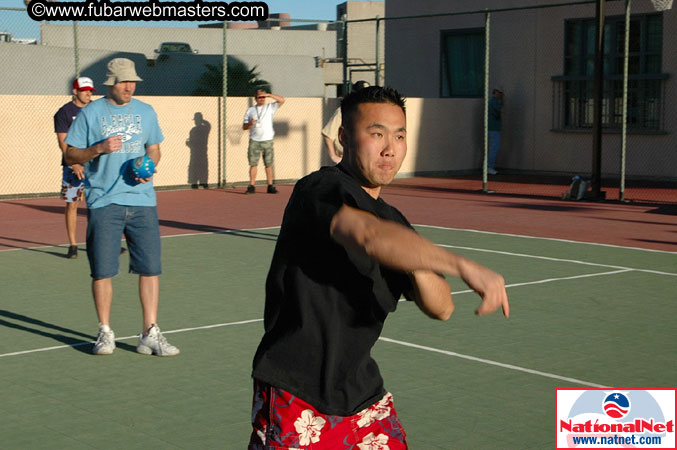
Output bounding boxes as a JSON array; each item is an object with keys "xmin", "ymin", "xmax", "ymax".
[
  {"xmin": 590, "ymin": 0, "xmax": 606, "ymax": 199},
  {"xmin": 221, "ymin": 22, "xmax": 228, "ymax": 188},
  {"xmin": 483, "ymin": 11, "xmax": 491, "ymax": 193},
  {"xmin": 342, "ymin": 18, "xmax": 349, "ymax": 93},
  {"xmin": 375, "ymin": 17, "xmax": 381, "ymax": 86},
  {"xmin": 620, "ymin": 0, "xmax": 631, "ymax": 201},
  {"xmin": 73, "ymin": 21, "xmax": 80, "ymax": 77}
]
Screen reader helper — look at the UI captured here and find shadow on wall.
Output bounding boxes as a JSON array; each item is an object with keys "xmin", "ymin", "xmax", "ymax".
[
  {"xmin": 73, "ymin": 52, "xmax": 148, "ymax": 93},
  {"xmin": 186, "ymin": 112, "xmax": 211, "ymax": 187},
  {"xmin": 78, "ymin": 52, "xmax": 257, "ymax": 96},
  {"xmin": 412, "ymin": 97, "xmax": 485, "ymax": 176}
]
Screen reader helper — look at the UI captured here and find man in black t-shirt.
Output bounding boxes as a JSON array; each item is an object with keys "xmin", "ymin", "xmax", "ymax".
[
  {"xmin": 249, "ymin": 86, "xmax": 510, "ymax": 449},
  {"xmin": 54, "ymin": 77, "xmax": 96, "ymax": 259}
]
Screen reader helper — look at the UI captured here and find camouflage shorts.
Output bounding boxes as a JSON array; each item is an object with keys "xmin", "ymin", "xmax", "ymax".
[
  {"xmin": 61, "ymin": 166, "xmax": 85, "ymax": 203},
  {"xmin": 247, "ymin": 140, "xmax": 274, "ymax": 167}
]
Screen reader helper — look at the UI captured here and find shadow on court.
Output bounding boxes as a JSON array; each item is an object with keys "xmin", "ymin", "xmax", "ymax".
[
  {"xmin": 648, "ymin": 204, "xmax": 677, "ymax": 215},
  {"xmin": 159, "ymin": 219, "xmax": 279, "ymax": 242},
  {"xmin": 5, "ymin": 201, "xmax": 86, "ymax": 217},
  {"xmin": 0, "ymin": 236, "xmax": 72, "ymax": 257},
  {"xmin": 0, "ymin": 310, "xmax": 137, "ymax": 354}
]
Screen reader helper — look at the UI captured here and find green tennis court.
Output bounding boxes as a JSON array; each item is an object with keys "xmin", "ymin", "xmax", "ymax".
[{"xmin": 1, "ymin": 224, "xmax": 676, "ymax": 449}]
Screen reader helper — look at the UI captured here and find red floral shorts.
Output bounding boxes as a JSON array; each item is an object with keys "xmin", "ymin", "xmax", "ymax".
[{"xmin": 249, "ymin": 380, "xmax": 408, "ymax": 449}]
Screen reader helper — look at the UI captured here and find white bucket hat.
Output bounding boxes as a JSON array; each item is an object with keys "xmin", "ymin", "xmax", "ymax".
[{"xmin": 103, "ymin": 58, "xmax": 143, "ymax": 86}]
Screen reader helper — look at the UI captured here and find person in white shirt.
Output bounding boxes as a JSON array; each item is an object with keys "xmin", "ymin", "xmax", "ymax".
[
  {"xmin": 242, "ymin": 89, "xmax": 286, "ymax": 194},
  {"xmin": 321, "ymin": 80, "xmax": 370, "ymax": 164}
]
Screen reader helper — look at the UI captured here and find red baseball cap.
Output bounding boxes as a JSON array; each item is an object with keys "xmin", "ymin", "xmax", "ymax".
[{"xmin": 73, "ymin": 77, "xmax": 97, "ymax": 92}]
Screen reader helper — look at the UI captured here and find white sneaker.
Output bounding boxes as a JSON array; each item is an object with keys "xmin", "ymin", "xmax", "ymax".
[
  {"xmin": 137, "ymin": 324, "xmax": 180, "ymax": 356},
  {"xmin": 487, "ymin": 168, "xmax": 498, "ymax": 175},
  {"xmin": 92, "ymin": 325, "xmax": 116, "ymax": 355}
]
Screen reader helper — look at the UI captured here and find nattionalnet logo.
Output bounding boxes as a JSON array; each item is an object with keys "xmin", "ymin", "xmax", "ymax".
[
  {"xmin": 556, "ymin": 389, "xmax": 675, "ymax": 449},
  {"xmin": 604, "ymin": 392, "xmax": 631, "ymax": 419}
]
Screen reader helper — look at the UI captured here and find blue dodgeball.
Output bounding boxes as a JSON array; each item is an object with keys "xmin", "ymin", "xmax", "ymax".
[{"xmin": 131, "ymin": 156, "xmax": 155, "ymax": 179}]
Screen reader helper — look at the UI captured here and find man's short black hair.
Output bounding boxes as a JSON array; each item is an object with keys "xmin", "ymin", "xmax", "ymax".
[{"xmin": 340, "ymin": 86, "xmax": 406, "ymax": 131}]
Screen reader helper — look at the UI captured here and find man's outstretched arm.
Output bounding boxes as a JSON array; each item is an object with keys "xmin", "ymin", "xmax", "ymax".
[{"xmin": 330, "ymin": 205, "xmax": 509, "ymax": 320}]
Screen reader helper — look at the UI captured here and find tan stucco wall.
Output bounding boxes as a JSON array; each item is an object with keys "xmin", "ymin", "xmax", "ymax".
[{"xmin": 2, "ymin": 90, "xmax": 673, "ymax": 199}]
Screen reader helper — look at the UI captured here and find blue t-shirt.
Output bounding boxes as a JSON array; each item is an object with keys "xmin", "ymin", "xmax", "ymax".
[
  {"xmin": 488, "ymin": 97, "xmax": 502, "ymax": 132},
  {"xmin": 65, "ymin": 97, "xmax": 164, "ymax": 209}
]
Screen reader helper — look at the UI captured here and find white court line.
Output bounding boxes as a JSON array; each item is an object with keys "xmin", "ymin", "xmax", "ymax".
[
  {"xmin": 415, "ymin": 224, "xmax": 677, "ymax": 255},
  {"xmin": 0, "ymin": 224, "xmax": 665, "ymax": 387},
  {"xmin": 5, "ymin": 225, "xmax": 672, "ymax": 277},
  {"xmin": 0, "ymin": 318, "xmax": 263, "ymax": 358},
  {"xmin": 0, "ymin": 226, "xmax": 282, "ymax": 253},
  {"xmin": 1, "ymin": 315, "xmax": 608, "ymax": 388},
  {"xmin": 161, "ymin": 226, "xmax": 281, "ymax": 240},
  {"xmin": 445, "ymin": 268, "xmax": 634, "ymax": 296},
  {"xmin": 439, "ymin": 244, "xmax": 677, "ymax": 277},
  {"xmin": 396, "ymin": 268, "xmax": 631, "ymax": 299},
  {"xmin": 378, "ymin": 337, "xmax": 609, "ymax": 388}
]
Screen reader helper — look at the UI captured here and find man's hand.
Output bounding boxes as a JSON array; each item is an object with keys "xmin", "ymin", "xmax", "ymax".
[
  {"xmin": 243, "ymin": 119, "xmax": 257, "ymax": 130},
  {"xmin": 101, "ymin": 135, "xmax": 122, "ymax": 154},
  {"xmin": 135, "ymin": 169, "xmax": 156, "ymax": 184},
  {"xmin": 71, "ymin": 163, "xmax": 85, "ymax": 180},
  {"xmin": 459, "ymin": 260, "xmax": 510, "ymax": 318}
]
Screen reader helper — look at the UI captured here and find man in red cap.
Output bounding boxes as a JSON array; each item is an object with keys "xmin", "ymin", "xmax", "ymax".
[{"xmin": 54, "ymin": 77, "xmax": 97, "ymax": 259}]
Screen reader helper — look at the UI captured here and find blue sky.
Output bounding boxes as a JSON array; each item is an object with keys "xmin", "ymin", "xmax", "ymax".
[{"xmin": 2, "ymin": 0, "xmax": 361, "ymax": 39}]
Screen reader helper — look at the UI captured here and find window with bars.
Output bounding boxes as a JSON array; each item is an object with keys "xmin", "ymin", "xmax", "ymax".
[{"xmin": 553, "ymin": 13, "xmax": 667, "ymax": 132}]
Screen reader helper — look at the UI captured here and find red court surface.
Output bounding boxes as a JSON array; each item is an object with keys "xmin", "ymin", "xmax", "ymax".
[{"xmin": 1, "ymin": 177, "xmax": 675, "ymax": 253}]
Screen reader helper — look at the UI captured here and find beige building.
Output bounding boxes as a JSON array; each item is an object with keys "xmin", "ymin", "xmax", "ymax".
[
  {"xmin": 336, "ymin": 1, "xmax": 386, "ymax": 89},
  {"xmin": 385, "ymin": 0, "xmax": 676, "ymax": 181},
  {"xmin": 1, "ymin": 2, "xmax": 384, "ymax": 98}
]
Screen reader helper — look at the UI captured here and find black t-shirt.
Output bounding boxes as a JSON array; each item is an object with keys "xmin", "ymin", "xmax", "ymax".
[
  {"xmin": 54, "ymin": 101, "xmax": 82, "ymax": 166},
  {"xmin": 252, "ymin": 165, "xmax": 413, "ymax": 416}
]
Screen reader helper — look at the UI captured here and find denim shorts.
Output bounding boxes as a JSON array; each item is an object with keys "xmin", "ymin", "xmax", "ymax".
[{"xmin": 86, "ymin": 204, "xmax": 162, "ymax": 279}]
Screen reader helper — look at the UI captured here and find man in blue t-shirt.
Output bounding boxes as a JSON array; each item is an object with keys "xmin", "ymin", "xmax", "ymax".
[
  {"xmin": 66, "ymin": 58, "xmax": 179, "ymax": 357},
  {"xmin": 54, "ymin": 76, "xmax": 96, "ymax": 259}
]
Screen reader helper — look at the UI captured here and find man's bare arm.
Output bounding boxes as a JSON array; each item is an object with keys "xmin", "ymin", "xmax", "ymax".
[
  {"xmin": 330, "ymin": 205, "xmax": 509, "ymax": 320},
  {"xmin": 324, "ymin": 136, "xmax": 341, "ymax": 164},
  {"xmin": 56, "ymin": 132, "xmax": 68, "ymax": 157},
  {"xmin": 58, "ymin": 133, "xmax": 85, "ymax": 179},
  {"xmin": 267, "ymin": 92, "xmax": 286, "ymax": 106},
  {"xmin": 145, "ymin": 143, "xmax": 161, "ymax": 166},
  {"xmin": 66, "ymin": 135, "xmax": 122, "ymax": 165}
]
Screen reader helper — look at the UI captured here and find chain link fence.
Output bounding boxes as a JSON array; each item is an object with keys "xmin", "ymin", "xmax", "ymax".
[
  {"xmin": 0, "ymin": 7, "xmax": 349, "ymax": 198},
  {"xmin": 1, "ymin": 2, "xmax": 674, "ymax": 204}
]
